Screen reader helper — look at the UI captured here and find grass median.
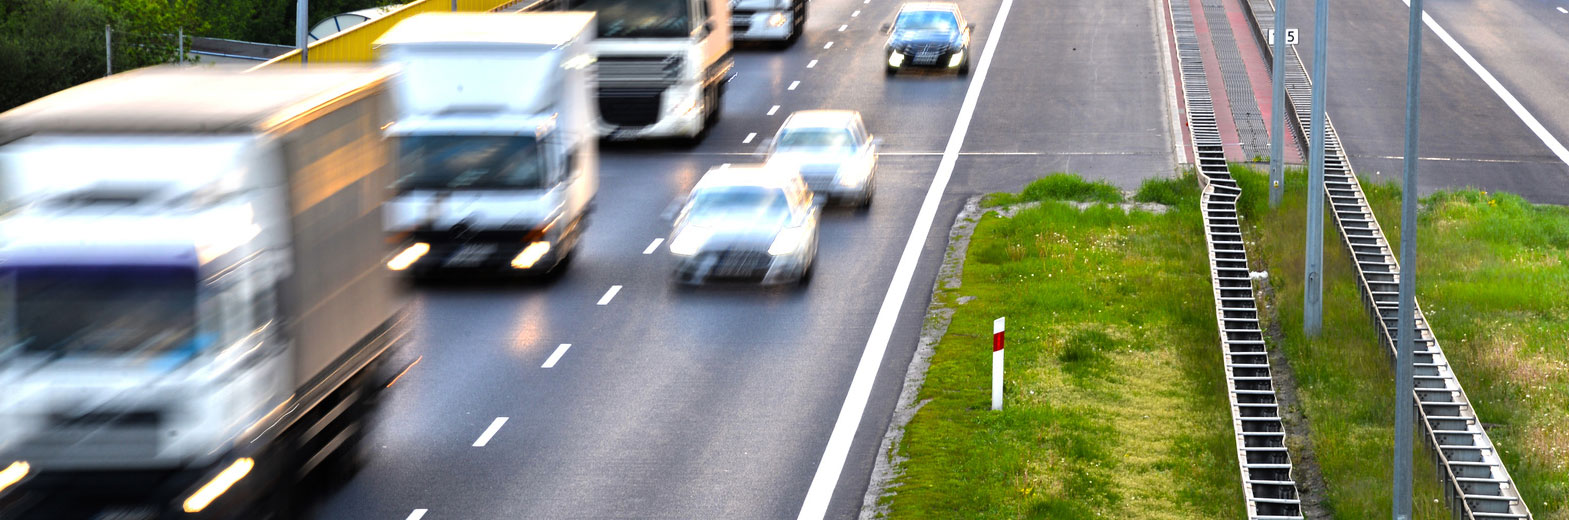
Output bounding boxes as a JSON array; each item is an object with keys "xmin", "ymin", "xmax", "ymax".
[{"xmin": 879, "ymin": 173, "xmax": 1245, "ymax": 519}]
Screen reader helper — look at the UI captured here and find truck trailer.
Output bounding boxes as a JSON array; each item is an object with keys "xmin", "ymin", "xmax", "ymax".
[
  {"xmin": 376, "ymin": 12, "xmax": 599, "ymax": 276},
  {"xmin": 0, "ymin": 65, "xmax": 410, "ymax": 519}
]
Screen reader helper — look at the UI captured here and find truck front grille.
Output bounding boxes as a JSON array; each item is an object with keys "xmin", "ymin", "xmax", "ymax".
[
  {"xmin": 599, "ymin": 87, "xmax": 665, "ymax": 127},
  {"xmin": 597, "ymin": 55, "xmax": 684, "ymax": 87}
]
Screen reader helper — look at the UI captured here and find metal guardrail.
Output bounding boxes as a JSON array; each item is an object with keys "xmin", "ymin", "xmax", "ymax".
[
  {"xmin": 1238, "ymin": 1, "xmax": 1533, "ymax": 518},
  {"xmin": 253, "ymin": 0, "xmax": 545, "ymax": 68},
  {"xmin": 1168, "ymin": 1, "xmax": 1305, "ymax": 518}
]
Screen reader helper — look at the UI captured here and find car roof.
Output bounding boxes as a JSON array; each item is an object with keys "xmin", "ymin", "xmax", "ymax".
[
  {"xmin": 695, "ymin": 164, "xmax": 806, "ymax": 192},
  {"xmin": 780, "ymin": 110, "xmax": 862, "ymax": 129},
  {"xmin": 897, "ymin": 2, "xmax": 961, "ymax": 15}
]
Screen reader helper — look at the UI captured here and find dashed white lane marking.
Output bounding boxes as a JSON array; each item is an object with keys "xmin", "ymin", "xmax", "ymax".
[
  {"xmin": 406, "ymin": 510, "xmax": 428, "ymax": 520},
  {"xmin": 852, "ymin": 10, "xmax": 861, "ymax": 17},
  {"xmin": 643, "ymin": 238, "xmax": 664, "ymax": 254},
  {"xmin": 597, "ymin": 285, "xmax": 622, "ymax": 305},
  {"xmin": 743, "ymin": 132, "xmax": 757, "ymax": 144},
  {"xmin": 789, "ymin": 81, "xmax": 801, "ymax": 90},
  {"xmin": 839, "ymin": 24, "xmax": 848, "ymax": 32},
  {"xmin": 1559, "ymin": 6, "xmax": 1567, "ymax": 13},
  {"xmin": 767, "ymin": 105, "xmax": 781, "ymax": 116},
  {"xmin": 823, "ymin": 41, "xmax": 834, "ymax": 49},
  {"xmin": 1403, "ymin": 0, "xmax": 1569, "ymax": 168},
  {"xmin": 541, "ymin": 343, "xmax": 572, "ymax": 368},
  {"xmin": 795, "ymin": 0, "xmax": 1017, "ymax": 517},
  {"xmin": 472, "ymin": 417, "xmax": 508, "ymax": 447},
  {"xmin": 807, "ymin": 59, "xmax": 819, "ymax": 68}
]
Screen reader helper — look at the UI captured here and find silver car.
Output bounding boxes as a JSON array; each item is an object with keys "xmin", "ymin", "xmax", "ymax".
[
  {"xmin": 668, "ymin": 164, "xmax": 821, "ymax": 286},
  {"xmin": 764, "ymin": 110, "xmax": 880, "ymax": 208}
]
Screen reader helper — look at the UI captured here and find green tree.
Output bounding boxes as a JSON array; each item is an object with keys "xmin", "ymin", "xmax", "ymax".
[{"xmin": 0, "ymin": 0, "xmax": 112, "ymax": 111}]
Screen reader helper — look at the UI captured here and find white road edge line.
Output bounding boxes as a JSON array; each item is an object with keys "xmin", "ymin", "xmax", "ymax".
[
  {"xmin": 1152, "ymin": 0, "xmax": 1186, "ymax": 164},
  {"xmin": 472, "ymin": 417, "xmax": 508, "ymax": 447},
  {"xmin": 795, "ymin": 0, "xmax": 1015, "ymax": 518},
  {"xmin": 542, "ymin": 343, "xmax": 572, "ymax": 368},
  {"xmin": 743, "ymin": 132, "xmax": 757, "ymax": 144},
  {"xmin": 807, "ymin": 59, "xmax": 818, "ymax": 68},
  {"xmin": 597, "ymin": 285, "xmax": 622, "ymax": 305},
  {"xmin": 406, "ymin": 509, "xmax": 428, "ymax": 520},
  {"xmin": 768, "ymin": 105, "xmax": 781, "ymax": 116},
  {"xmin": 789, "ymin": 80, "xmax": 801, "ymax": 90},
  {"xmin": 1404, "ymin": 0, "xmax": 1569, "ymax": 167}
]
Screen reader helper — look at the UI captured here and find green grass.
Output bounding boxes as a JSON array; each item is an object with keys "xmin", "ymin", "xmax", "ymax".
[
  {"xmin": 1354, "ymin": 180, "xmax": 1569, "ymax": 518},
  {"xmin": 882, "ymin": 173, "xmax": 1245, "ymax": 519},
  {"xmin": 1231, "ymin": 164, "xmax": 1452, "ymax": 519},
  {"xmin": 981, "ymin": 173, "xmax": 1126, "ymax": 207}
]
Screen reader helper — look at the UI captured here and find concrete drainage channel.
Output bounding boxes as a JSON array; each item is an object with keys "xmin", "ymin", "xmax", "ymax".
[
  {"xmin": 1237, "ymin": 2, "xmax": 1533, "ymax": 518},
  {"xmin": 1169, "ymin": 1, "xmax": 1306, "ymax": 517}
]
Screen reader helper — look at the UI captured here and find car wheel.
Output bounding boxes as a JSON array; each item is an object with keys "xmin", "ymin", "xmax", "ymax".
[
  {"xmin": 958, "ymin": 59, "xmax": 971, "ymax": 76},
  {"xmin": 885, "ymin": 66, "xmax": 898, "ymax": 77}
]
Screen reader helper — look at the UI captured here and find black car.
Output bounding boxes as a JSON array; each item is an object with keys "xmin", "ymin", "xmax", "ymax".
[{"xmin": 882, "ymin": 2, "xmax": 974, "ymax": 76}]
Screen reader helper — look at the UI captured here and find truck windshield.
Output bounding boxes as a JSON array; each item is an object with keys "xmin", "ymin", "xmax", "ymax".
[
  {"xmin": 397, "ymin": 136, "xmax": 548, "ymax": 191},
  {"xmin": 0, "ymin": 266, "xmax": 198, "ymax": 358},
  {"xmin": 567, "ymin": 0, "xmax": 694, "ymax": 38}
]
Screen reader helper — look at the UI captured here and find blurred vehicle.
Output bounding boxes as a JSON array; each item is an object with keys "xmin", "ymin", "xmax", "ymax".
[
  {"xmin": 375, "ymin": 12, "xmax": 599, "ymax": 277},
  {"xmin": 546, "ymin": 0, "xmax": 735, "ymax": 142},
  {"xmin": 764, "ymin": 110, "xmax": 880, "ymax": 208},
  {"xmin": 0, "ymin": 65, "xmax": 409, "ymax": 518},
  {"xmin": 882, "ymin": 2, "xmax": 974, "ymax": 76},
  {"xmin": 731, "ymin": 0, "xmax": 807, "ymax": 47},
  {"xmin": 668, "ymin": 165, "xmax": 820, "ymax": 286}
]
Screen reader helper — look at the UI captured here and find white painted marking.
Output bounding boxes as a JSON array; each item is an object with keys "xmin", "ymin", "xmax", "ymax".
[
  {"xmin": 542, "ymin": 343, "xmax": 572, "ymax": 368},
  {"xmin": 643, "ymin": 238, "xmax": 664, "ymax": 254},
  {"xmin": 789, "ymin": 80, "xmax": 801, "ymax": 90},
  {"xmin": 823, "ymin": 41, "xmax": 834, "ymax": 49},
  {"xmin": 597, "ymin": 285, "xmax": 622, "ymax": 305},
  {"xmin": 743, "ymin": 133, "xmax": 758, "ymax": 144},
  {"xmin": 1150, "ymin": 0, "xmax": 1186, "ymax": 164},
  {"xmin": 1405, "ymin": 0, "xmax": 1569, "ymax": 167},
  {"xmin": 1559, "ymin": 6, "xmax": 1568, "ymax": 13},
  {"xmin": 839, "ymin": 24, "xmax": 848, "ymax": 32},
  {"xmin": 852, "ymin": 10, "xmax": 861, "ymax": 17},
  {"xmin": 406, "ymin": 510, "xmax": 428, "ymax": 520},
  {"xmin": 796, "ymin": 0, "xmax": 1016, "ymax": 517},
  {"xmin": 807, "ymin": 59, "xmax": 819, "ymax": 68},
  {"xmin": 472, "ymin": 417, "xmax": 508, "ymax": 447},
  {"xmin": 767, "ymin": 105, "xmax": 781, "ymax": 116}
]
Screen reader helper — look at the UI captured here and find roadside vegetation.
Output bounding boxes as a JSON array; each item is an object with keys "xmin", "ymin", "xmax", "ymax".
[{"xmin": 881, "ymin": 173, "xmax": 1242, "ymax": 519}]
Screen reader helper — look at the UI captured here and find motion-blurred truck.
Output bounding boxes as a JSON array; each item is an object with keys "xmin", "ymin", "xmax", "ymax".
[
  {"xmin": 0, "ymin": 65, "xmax": 409, "ymax": 518},
  {"xmin": 375, "ymin": 12, "xmax": 598, "ymax": 276}
]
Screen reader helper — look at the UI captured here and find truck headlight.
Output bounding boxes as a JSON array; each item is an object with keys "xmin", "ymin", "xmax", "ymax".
[
  {"xmin": 888, "ymin": 52, "xmax": 905, "ymax": 68},
  {"xmin": 510, "ymin": 241, "xmax": 552, "ymax": 269},
  {"xmin": 182, "ymin": 458, "xmax": 254, "ymax": 513},
  {"xmin": 948, "ymin": 51, "xmax": 965, "ymax": 68},
  {"xmin": 669, "ymin": 228, "xmax": 712, "ymax": 256},
  {"xmin": 768, "ymin": 12, "xmax": 789, "ymax": 27},
  {"xmin": 0, "ymin": 461, "xmax": 28, "ymax": 495},
  {"xmin": 387, "ymin": 242, "xmax": 430, "ymax": 271},
  {"xmin": 769, "ymin": 226, "xmax": 810, "ymax": 256}
]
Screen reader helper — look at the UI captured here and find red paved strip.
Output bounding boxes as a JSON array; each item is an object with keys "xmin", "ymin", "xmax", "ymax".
[
  {"xmin": 1225, "ymin": 0, "xmax": 1304, "ymax": 163},
  {"xmin": 1188, "ymin": 0, "xmax": 1246, "ymax": 162}
]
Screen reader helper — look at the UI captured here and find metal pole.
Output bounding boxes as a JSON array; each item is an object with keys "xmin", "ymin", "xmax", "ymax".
[
  {"xmin": 452, "ymin": 0, "xmax": 458, "ymax": 11},
  {"xmin": 1269, "ymin": 0, "xmax": 1286, "ymax": 207},
  {"xmin": 178, "ymin": 28, "xmax": 184, "ymax": 65},
  {"xmin": 1393, "ymin": 0, "xmax": 1423, "ymax": 517},
  {"xmin": 296, "ymin": 0, "xmax": 309, "ymax": 66},
  {"xmin": 1304, "ymin": 0, "xmax": 1327, "ymax": 337},
  {"xmin": 105, "ymin": 25, "xmax": 112, "ymax": 76}
]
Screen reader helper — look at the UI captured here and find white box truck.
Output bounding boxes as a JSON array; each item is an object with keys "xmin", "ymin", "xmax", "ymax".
[
  {"xmin": 375, "ymin": 12, "xmax": 598, "ymax": 276},
  {"xmin": 0, "ymin": 65, "xmax": 410, "ymax": 518},
  {"xmin": 731, "ymin": 0, "xmax": 808, "ymax": 46}
]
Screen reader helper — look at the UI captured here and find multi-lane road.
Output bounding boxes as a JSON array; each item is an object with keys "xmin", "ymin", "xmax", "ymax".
[{"xmin": 307, "ymin": 0, "xmax": 1176, "ymax": 518}]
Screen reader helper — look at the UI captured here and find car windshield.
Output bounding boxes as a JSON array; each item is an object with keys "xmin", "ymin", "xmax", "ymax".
[
  {"xmin": 0, "ymin": 266, "xmax": 199, "ymax": 358},
  {"xmin": 397, "ymin": 136, "xmax": 548, "ymax": 191},
  {"xmin": 566, "ymin": 0, "xmax": 693, "ymax": 38},
  {"xmin": 894, "ymin": 10, "xmax": 959, "ymax": 33},
  {"xmin": 776, "ymin": 127, "xmax": 859, "ymax": 151},
  {"xmin": 686, "ymin": 185, "xmax": 792, "ymax": 224}
]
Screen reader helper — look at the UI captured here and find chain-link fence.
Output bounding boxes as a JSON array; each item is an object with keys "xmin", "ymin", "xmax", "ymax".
[{"xmin": 105, "ymin": 25, "xmax": 193, "ymax": 76}]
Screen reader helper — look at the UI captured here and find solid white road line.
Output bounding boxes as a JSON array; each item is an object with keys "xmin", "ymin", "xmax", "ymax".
[
  {"xmin": 768, "ymin": 105, "xmax": 781, "ymax": 116},
  {"xmin": 542, "ymin": 343, "xmax": 572, "ymax": 368},
  {"xmin": 795, "ymin": 0, "xmax": 1016, "ymax": 518},
  {"xmin": 823, "ymin": 41, "xmax": 834, "ymax": 49},
  {"xmin": 1404, "ymin": 0, "xmax": 1569, "ymax": 167},
  {"xmin": 807, "ymin": 59, "xmax": 819, "ymax": 68},
  {"xmin": 644, "ymin": 238, "xmax": 665, "ymax": 254},
  {"xmin": 597, "ymin": 285, "xmax": 622, "ymax": 305},
  {"xmin": 472, "ymin": 417, "xmax": 508, "ymax": 447},
  {"xmin": 743, "ymin": 132, "xmax": 757, "ymax": 144},
  {"xmin": 406, "ymin": 509, "xmax": 428, "ymax": 520},
  {"xmin": 789, "ymin": 81, "xmax": 801, "ymax": 90}
]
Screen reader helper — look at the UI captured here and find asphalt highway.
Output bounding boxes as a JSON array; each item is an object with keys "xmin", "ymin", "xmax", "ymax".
[{"xmin": 307, "ymin": 0, "xmax": 1177, "ymax": 518}]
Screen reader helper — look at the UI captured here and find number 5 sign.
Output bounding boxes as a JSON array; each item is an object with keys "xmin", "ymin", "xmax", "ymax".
[{"xmin": 1269, "ymin": 28, "xmax": 1300, "ymax": 46}]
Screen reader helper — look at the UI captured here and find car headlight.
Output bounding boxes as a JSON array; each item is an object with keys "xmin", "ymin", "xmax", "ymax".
[
  {"xmin": 887, "ymin": 51, "xmax": 904, "ymax": 68},
  {"xmin": 669, "ymin": 227, "xmax": 712, "ymax": 256},
  {"xmin": 769, "ymin": 226, "xmax": 810, "ymax": 256},
  {"xmin": 948, "ymin": 51, "xmax": 965, "ymax": 68},
  {"xmin": 767, "ymin": 12, "xmax": 788, "ymax": 27}
]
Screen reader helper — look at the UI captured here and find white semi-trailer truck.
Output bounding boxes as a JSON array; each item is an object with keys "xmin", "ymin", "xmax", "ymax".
[
  {"xmin": 731, "ymin": 0, "xmax": 808, "ymax": 46},
  {"xmin": 0, "ymin": 65, "xmax": 410, "ymax": 518},
  {"xmin": 375, "ymin": 12, "xmax": 598, "ymax": 276}
]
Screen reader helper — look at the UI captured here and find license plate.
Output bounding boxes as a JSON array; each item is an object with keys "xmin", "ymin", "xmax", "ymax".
[
  {"xmin": 608, "ymin": 128, "xmax": 639, "ymax": 141},
  {"xmin": 444, "ymin": 244, "xmax": 496, "ymax": 267},
  {"xmin": 914, "ymin": 55, "xmax": 939, "ymax": 64}
]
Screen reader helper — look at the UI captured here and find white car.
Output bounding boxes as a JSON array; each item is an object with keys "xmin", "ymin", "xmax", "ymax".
[
  {"xmin": 668, "ymin": 164, "xmax": 821, "ymax": 286},
  {"xmin": 764, "ymin": 110, "xmax": 880, "ymax": 208}
]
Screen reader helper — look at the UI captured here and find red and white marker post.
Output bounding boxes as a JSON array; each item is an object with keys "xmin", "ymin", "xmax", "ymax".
[{"xmin": 992, "ymin": 317, "xmax": 1005, "ymax": 411}]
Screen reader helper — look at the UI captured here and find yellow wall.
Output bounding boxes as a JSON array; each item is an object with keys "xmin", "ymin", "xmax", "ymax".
[{"xmin": 257, "ymin": 0, "xmax": 546, "ymax": 67}]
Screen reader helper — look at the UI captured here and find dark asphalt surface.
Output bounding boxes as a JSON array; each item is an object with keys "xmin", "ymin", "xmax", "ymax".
[
  {"xmin": 1285, "ymin": 0, "xmax": 1569, "ymax": 204},
  {"xmin": 306, "ymin": 0, "xmax": 1177, "ymax": 518}
]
